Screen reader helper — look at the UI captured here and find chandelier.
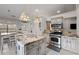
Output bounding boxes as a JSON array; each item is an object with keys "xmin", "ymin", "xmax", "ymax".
[{"xmin": 19, "ymin": 12, "xmax": 30, "ymax": 23}]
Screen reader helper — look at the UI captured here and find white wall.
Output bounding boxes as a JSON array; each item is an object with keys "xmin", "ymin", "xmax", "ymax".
[
  {"xmin": 76, "ymin": 5, "xmax": 79, "ymax": 36},
  {"xmin": 51, "ymin": 10, "xmax": 77, "ymax": 33},
  {"xmin": 63, "ymin": 17, "xmax": 76, "ymax": 33},
  {"xmin": 0, "ymin": 17, "xmax": 17, "ymax": 24},
  {"xmin": 51, "ymin": 10, "xmax": 76, "ymax": 18},
  {"xmin": 18, "ymin": 17, "xmax": 46, "ymax": 36},
  {"xmin": 32, "ymin": 17, "xmax": 46, "ymax": 36}
]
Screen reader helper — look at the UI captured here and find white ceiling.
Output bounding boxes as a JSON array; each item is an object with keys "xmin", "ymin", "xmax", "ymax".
[{"xmin": 0, "ymin": 4, "xmax": 76, "ymax": 24}]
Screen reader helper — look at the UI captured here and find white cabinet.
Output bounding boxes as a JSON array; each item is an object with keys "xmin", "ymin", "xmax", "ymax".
[
  {"xmin": 76, "ymin": 38, "xmax": 79, "ymax": 53},
  {"xmin": 67, "ymin": 37, "xmax": 72, "ymax": 51},
  {"xmin": 51, "ymin": 17, "xmax": 63, "ymax": 24},
  {"xmin": 61, "ymin": 36, "xmax": 68, "ymax": 49},
  {"xmin": 68, "ymin": 37, "xmax": 79, "ymax": 53},
  {"xmin": 70, "ymin": 37, "xmax": 76, "ymax": 52},
  {"xmin": 61, "ymin": 36, "xmax": 71, "ymax": 50},
  {"xmin": 70, "ymin": 37, "xmax": 79, "ymax": 54},
  {"xmin": 39, "ymin": 42, "xmax": 46, "ymax": 55},
  {"xmin": 28, "ymin": 47, "xmax": 38, "ymax": 55},
  {"xmin": 16, "ymin": 37, "xmax": 46, "ymax": 55},
  {"xmin": 16, "ymin": 41, "xmax": 24, "ymax": 55},
  {"xmin": 61, "ymin": 36, "xmax": 79, "ymax": 54},
  {"xmin": 51, "ymin": 19, "xmax": 62, "ymax": 24}
]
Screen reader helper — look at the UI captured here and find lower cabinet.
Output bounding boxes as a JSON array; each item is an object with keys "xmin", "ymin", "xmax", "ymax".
[
  {"xmin": 61, "ymin": 36, "xmax": 79, "ymax": 54},
  {"xmin": 77, "ymin": 39, "xmax": 79, "ymax": 53},
  {"xmin": 39, "ymin": 43, "xmax": 46, "ymax": 55},
  {"xmin": 61, "ymin": 36, "xmax": 69, "ymax": 50},
  {"xmin": 16, "ymin": 41, "xmax": 25, "ymax": 55},
  {"xmin": 28, "ymin": 47, "xmax": 39, "ymax": 55},
  {"xmin": 70, "ymin": 37, "xmax": 77, "ymax": 52}
]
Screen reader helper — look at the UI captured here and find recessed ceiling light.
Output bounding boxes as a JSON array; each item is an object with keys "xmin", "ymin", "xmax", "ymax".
[
  {"xmin": 35, "ymin": 9, "xmax": 39, "ymax": 12},
  {"xmin": 57, "ymin": 10, "xmax": 61, "ymax": 13}
]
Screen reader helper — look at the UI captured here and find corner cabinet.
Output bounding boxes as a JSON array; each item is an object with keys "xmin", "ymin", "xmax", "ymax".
[
  {"xmin": 61, "ymin": 36, "xmax": 68, "ymax": 50},
  {"xmin": 61, "ymin": 36, "xmax": 79, "ymax": 54}
]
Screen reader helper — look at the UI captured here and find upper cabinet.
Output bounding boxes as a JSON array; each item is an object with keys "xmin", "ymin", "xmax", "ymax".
[
  {"xmin": 51, "ymin": 17, "xmax": 63, "ymax": 24},
  {"xmin": 63, "ymin": 17, "xmax": 77, "ymax": 32},
  {"xmin": 17, "ymin": 17, "xmax": 46, "ymax": 36},
  {"xmin": 33, "ymin": 17, "xmax": 46, "ymax": 36}
]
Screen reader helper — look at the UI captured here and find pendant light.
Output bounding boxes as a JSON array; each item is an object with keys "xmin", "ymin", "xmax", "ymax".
[{"xmin": 19, "ymin": 12, "xmax": 30, "ymax": 23}]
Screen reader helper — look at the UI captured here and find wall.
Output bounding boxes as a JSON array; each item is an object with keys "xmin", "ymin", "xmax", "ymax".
[
  {"xmin": 32, "ymin": 17, "xmax": 46, "ymax": 35},
  {"xmin": 76, "ymin": 5, "xmax": 79, "ymax": 36},
  {"xmin": 51, "ymin": 10, "xmax": 77, "ymax": 34},
  {"xmin": 0, "ymin": 17, "xmax": 17, "ymax": 33},
  {"xmin": 51, "ymin": 10, "xmax": 76, "ymax": 18},
  {"xmin": 18, "ymin": 17, "xmax": 46, "ymax": 36},
  {"xmin": 63, "ymin": 17, "xmax": 76, "ymax": 33},
  {"xmin": 0, "ymin": 17, "xmax": 17, "ymax": 24}
]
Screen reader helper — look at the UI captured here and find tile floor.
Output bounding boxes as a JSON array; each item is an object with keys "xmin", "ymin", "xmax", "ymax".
[
  {"xmin": 0, "ymin": 43, "xmax": 16, "ymax": 55},
  {"xmin": 0, "ymin": 43, "xmax": 78, "ymax": 55},
  {"xmin": 46, "ymin": 48, "xmax": 78, "ymax": 55}
]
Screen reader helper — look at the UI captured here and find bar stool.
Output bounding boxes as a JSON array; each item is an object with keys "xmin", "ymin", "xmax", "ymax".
[
  {"xmin": 9, "ymin": 34, "xmax": 16, "ymax": 47},
  {"xmin": 1, "ymin": 35, "xmax": 9, "ymax": 54}
]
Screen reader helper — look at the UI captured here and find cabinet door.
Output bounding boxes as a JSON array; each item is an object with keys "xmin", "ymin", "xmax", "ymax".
[
  {"xmin": 67, "ymin": 37, "xmax": 72, "ymax": 50},
  {"xmin": 76, "ymin": 38, "xmax": 79, "ymax": 53},
  {"xmin": 30, "ymin": 48, "xmax": 39, "ymax": 55},
  {"xmin": 16, "ymin": 41, "xmax": 24, "ymax": 55},
  {"xmin": 39, "ymin": 43, "xmax": 46, "ymax": 55},
  {"xmin": 61, "ymin": 36, "xmax": 68, "ymax": 49},
  {"xmin": 70, "ymin": 37, "xmax": 76, "ymax": 51},
  {"xmin": 70, "ymin": 37, "xmax": 79, "ymax": 53}
]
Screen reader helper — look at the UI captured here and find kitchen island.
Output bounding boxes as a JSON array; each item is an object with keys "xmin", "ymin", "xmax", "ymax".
[{"xmin": 16, "ymin": 33, "xmax": 47, "ymax": 55}]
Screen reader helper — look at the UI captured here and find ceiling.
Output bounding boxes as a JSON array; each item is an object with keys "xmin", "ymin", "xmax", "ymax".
[{"xmin": 0, "ymin": 4, "xmax": 76, "ymax": 24}]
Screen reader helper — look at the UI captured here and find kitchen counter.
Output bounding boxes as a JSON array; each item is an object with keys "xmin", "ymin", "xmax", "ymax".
[
  {"xmin": 62, "ymin": 34, "xmax": 79, "ymax": 38},
  {"xmin": 16, "ymin": 33, "xmax": 46, "ymax": 45},
  {"xmin": 61, "ymin": 34, "xmax": 79, "ymax": 54},
  {"xmin": 62, "ymin": 31, "xmax": 79, "ymax": 38},
  {"xmin": 16, "ymin": 33, "xmax": 47, "ymax": 55}
]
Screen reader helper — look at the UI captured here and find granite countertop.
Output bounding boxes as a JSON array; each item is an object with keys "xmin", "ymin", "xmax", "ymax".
[
  {"xmin": 16, "ymin": 33, "xmax": 46, "ymax": 45},
  {"xmin": 62, "ymin": 33, "xmax": 79, "ymax": 38}
]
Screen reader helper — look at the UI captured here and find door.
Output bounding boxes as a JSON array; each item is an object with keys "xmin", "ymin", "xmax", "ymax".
[
  {"xmin": 76, "ymin": 38, "xmax": 79, "ymax": 53},
  {"xmin": 77, "ymin": 39, "xmax": 79, "ymax": 53},
  {"xmin": 39, "ymin": 43, "xmax": 46, "ymax": 55},
  {"xmin": 70, "ymin": 37, "xmax": 75, "ymax": 51},
  {"xmin": 16, "ymin": 41, "xmax": 24, "ymax": 55},
  {"xmin": 70, "ymin": 37, "xmax": 79, "ymax": 53},
  {"xmin": 28, "ymin": 47, "xmax": 39, "ymax": 55},
  {"xmin": 67, "ymin": 37, "xmax": 71, "ymax": 50},
  {"xmin": 61, "ymin": 36, "xmax": 68, "ymax": 49}
]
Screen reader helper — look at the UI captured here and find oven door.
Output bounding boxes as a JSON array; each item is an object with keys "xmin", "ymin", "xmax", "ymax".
[{"xmin": 50, "ymin": 36, "xmax": 60, "ymax": 45}]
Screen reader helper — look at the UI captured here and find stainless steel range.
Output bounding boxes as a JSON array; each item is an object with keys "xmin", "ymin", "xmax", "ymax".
[{"xmin": 48, "ymin": 31, "xmax": 62, "ymax": 52}]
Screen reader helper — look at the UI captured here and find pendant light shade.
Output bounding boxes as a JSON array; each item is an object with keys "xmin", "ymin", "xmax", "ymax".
[{"xmin": 19, "ymin": 12, "xmax": 30, "ymax": 23}]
